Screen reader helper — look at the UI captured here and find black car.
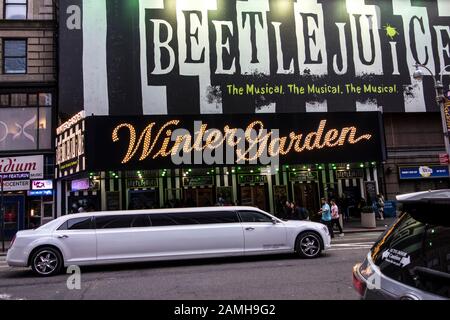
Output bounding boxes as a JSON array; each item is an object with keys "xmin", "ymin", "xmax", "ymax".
[{"xmin": 353, "ymin": 189, "xmax": 450, "ymax": 300}]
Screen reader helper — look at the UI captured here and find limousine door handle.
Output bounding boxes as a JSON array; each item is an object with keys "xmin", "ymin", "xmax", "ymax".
[
  {"xmin": 245, "ymin": 227, "xmax": 255, "ymax": 231},
  {"xmin": 57, "ymin": 235, "xmax": 69, "ymax": 239}
]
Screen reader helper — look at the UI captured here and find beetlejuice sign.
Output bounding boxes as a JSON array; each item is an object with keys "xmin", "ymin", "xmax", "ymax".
[{"xmin": 59, "ymin": 0, "xmax": 450, "ymax": 116}]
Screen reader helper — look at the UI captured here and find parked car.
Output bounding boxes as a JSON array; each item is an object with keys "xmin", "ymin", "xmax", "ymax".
[
  {"xmin": 353, "ymin": 190, "xmax": 450, "ymax": 300},
  {"xmin": 7, "ymin": 206, "xmax": 331, "ymax": 276}
]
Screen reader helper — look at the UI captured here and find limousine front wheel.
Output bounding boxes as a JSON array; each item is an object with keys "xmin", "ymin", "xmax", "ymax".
[
  {"xmin": 296, "ymin": 232, "xmax": 322, "ymax": 259},
  {"xmin": 31, "ymin": 247, "xmax": 63, "ymax": 277}
]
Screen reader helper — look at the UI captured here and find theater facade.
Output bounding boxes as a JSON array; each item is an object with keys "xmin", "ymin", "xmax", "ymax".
[{"xmin": 56, "ymin": 0, "xmax": 450, "ymax": 216}]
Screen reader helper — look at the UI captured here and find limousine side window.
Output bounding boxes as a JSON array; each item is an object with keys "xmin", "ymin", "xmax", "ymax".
[
  {"xmin": 58, "ymin": 217, "xmax": 93, "ymax": 230},
  {"xmin": 150, "ymin": 214, "xmax": 179, "ymax": 227},
  {"xmin": 149, "ymin": 212, "xmax": 239, "ymax": 226},
  {"xmin": 239, "ymin": 211, "xmax": 273, "ymax": 223},
  {"xmin": 95, "ymin": 215, "xmax": 151, "ymax": 229}
]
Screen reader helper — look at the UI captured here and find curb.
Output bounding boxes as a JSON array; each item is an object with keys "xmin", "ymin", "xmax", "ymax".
[{"xmin": 342, "ymin": 228, "xmax": 386, "ymax": 233}]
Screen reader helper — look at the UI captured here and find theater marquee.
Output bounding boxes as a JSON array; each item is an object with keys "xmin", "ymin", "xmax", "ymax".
[{"xmin": 83, "ymin": 112, "xmax": 386, "ymax": 171}]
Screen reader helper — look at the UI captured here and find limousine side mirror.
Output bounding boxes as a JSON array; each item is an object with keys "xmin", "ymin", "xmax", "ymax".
[{"xmin": 271, "ymin": 218, "xmax": 279, "ymax": 225}]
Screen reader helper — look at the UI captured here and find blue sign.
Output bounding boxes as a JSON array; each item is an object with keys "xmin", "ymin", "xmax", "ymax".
[
  {"xmin": 28, "ymin": 190, "xmax": 53, "ymax": 197},
  {"xmin": 399, "ymin": 166, "xmax": 449, "ymax": 180},
  {"xmin": 383, "ymin": 201, "xmax": 397, "ymax": 218}
]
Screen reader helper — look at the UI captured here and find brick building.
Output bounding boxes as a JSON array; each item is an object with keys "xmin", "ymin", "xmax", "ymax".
[{"xmin": 0, "ymin": 0, "xmax": 56, "ymax": 238}]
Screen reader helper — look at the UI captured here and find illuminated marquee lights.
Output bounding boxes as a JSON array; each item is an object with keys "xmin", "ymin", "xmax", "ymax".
[{"xmin": 112, "ymin": 120, "xmax": 372, "ymax": 164}]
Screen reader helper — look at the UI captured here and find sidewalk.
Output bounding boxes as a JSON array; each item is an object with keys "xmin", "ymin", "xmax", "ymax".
[
  {"xmin": 341, "ymin": 217, "xmax": 396, "ymax": 234},
  {"xmin": 0, "ymin": 241, "xmax": 10, "ymax": 256}
]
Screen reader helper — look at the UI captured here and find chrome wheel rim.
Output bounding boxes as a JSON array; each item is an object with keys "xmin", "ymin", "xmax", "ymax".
[
  {"xmin": 300, "ymin": 235, "xmax": 320, "ymax": 257},
  {"xmin": 33, "ymin": 250, "xmax": 58, "ymax": 275}
]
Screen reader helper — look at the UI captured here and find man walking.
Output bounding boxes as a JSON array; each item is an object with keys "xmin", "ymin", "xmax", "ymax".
[{"xmin": 319, "ymin": 198, "xmax": 334, "ymax": 238}]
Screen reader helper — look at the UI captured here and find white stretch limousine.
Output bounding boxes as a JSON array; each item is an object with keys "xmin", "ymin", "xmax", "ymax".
[{"xmin": 7, "ymin": 207, "xmax": 331, "ymax": 276}]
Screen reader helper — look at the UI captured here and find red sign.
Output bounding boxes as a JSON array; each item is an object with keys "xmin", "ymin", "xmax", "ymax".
[{"xmin": 439, "ymin": 153, "xmax": 449, "ymax": 165}]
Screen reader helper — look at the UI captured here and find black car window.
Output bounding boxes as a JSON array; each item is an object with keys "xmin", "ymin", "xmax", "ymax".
[
  {"xmin": 238, "ymin": 211, "xmax": 273, "ymax": 223},
  {"xmin": 95, "ymin": 215, "xmax": 135, "ymax": 229},
  {"xmin": 371, "ymin": 212, "xmax": 450, "ymax": 298},
  {"xmin": 420, "ymin": 226, "xmax": 450, "ymax": 298},
  {"xmin": 59, "ymin": 217, "xmax": 93, "ymax": 230}
]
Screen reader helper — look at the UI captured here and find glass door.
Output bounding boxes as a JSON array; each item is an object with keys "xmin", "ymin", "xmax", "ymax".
[
  {"xmin": 2, "ymin": 195, "xmax": 25, "ymax": 239},
  {"xmin": 41, "ymin": 202, "xmax": 54, "ymax": 226}
]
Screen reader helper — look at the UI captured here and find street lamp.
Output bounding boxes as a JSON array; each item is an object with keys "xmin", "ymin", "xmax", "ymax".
[{"xmin": 413, "ymin": 63, "xmax": 450, "ymax": 177}]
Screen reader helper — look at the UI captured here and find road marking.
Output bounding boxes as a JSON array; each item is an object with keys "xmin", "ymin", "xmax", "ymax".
[
  {"xmin": 329, "ymin": 246, "xmax": 372, "ymax": 251},
  {"xmin": 332, "ymin": 242, "xmax": 374, "ymax": 247},
  {"xmin": 0, "ymin": 293, "xmax": 26, "ymax": 301}
]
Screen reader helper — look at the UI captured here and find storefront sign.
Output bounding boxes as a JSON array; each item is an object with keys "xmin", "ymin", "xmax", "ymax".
[
  {"xmin": 445, "ymin": 99, "xmax": 450, "ymax": 134},
  {"xmin": 0, "ymin": 155, "xmax": 43, "ymax": 179},
  {"xmin": 32, "ymin": 180, "xmax": 53, "ymax": 190},
  {"xmin": 0, "ymin": 172, "xmax": 30, "ymax": 180},
  {"xmin": 127, "ymin": 178, "xmax": 159, "ymax": 189},
  {"xmin": 1, "ymin": 180, "xmax": 30, "ymax": 192},
  {"xmin": 71, "ymin": 178, "xmax": 90, "ymax": 191},
  {"xmin": 239, "ymin": 175, "xmax": 267, "ymax": 185},
  {"xmin": 28, "ymin": 190, "xmax": 53, "ymax": 197},
  {"xmin": 336, "ymin": 169, "xmax": 364, "ymax": 179},
  {"xmin": 399, "ymin": 166, "xmax": 450, "ymax": 180},
  {"xmin": 85, "ymin": 113, "xmax": 385, "ymax": 170},
  {"xmin": 60, "ymin": 0, "xmax": 450, "ymax": 116},
  {"xmin": 56, "ymin": 114, "xmax": 86, "ymax": 179},
  {"xmin": 183, "ymin": 176, "xmax": 214, "ymax": 187},
  {"xmin": 289, "ymin": 171, "xmax": 318, "ymax": 182}
]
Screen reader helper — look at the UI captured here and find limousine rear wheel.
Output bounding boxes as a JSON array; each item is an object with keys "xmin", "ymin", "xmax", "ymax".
[
  {"xmin": 31, "ymin": 247, "xmax": 63, "ymax": 277},
  {"xmin": 296, "ymin": 232, "xmax": 322, "ymax": 259}
]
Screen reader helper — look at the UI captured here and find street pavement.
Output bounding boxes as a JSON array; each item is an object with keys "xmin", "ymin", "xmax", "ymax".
[{"xmin": 0, "ymin": 232, "xmax": 381, "ymax": 300}]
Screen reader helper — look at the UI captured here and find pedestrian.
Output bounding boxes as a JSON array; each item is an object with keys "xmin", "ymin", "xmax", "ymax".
[
  {"xmin": 295, "ymin": 203, "xmax": 309, "ymax": 221},
  {"xmin": 318, "ymin": 198, "xmax": 334, "ymax": 238},
  {"xmin": 330, "ymin": 199, "xmax": 344, "ymax": 236},
  {"xmin": 376, "ymin": 194, "xmax": 385, "ymax": 220},
  {"xmin": 284, "ymin": 201, "xmax": 293, "ymax": 219}
]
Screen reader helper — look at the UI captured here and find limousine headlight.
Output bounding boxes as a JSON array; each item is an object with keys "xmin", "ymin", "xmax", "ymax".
[{"xmin": 322, "ymin": 226, "xmax": 329, "ymax": 234}]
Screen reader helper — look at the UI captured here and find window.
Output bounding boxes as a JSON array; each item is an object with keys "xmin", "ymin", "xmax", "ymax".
[
  {"xmin": 149, "ymin": 214, "xmax": 179, "ymax": 227},
  {"xmin": 95, "ymin": 215, "xmax": 151, "ymax": 229},
  {"xmin": 238, "ymin": 211, "xmax": 273, "ymax": 223},
  {"xmin": 3, "ymin": 39, "xmax": 27, "ymax": 74},
  {"xmin": 0, "ymin": 92, "xmax": 54, "ymax": 152},
  {"xmin": 371, "ymin": 213, "xmax": 450, "ymax": 298},
  {"xmin": 131, "ymin": 215, "xmax": 151, "ymax": 228},
  {"xmin": 58, "ymin": 217, "xmax": 93, "ymax": 230},
  {"xmin": 420, "ymin": 226, "xmax": 450, "ymax": 298},
  {"xmin": 166, "ymin": 211, "xmax": 240, "ymax": 225},
  {"xmin": 4, "ymin": 0, "xmax": 27, "ymax": 20}
]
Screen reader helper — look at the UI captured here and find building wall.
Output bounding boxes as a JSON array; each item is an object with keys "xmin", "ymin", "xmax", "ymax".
[
  {"xmin": 0, "ymin": 0, "xmax": 57, "ymax": 233},
  {"xmin": 0, "ymin": 0, "xmax": 54, "ymax": 20},
  {"xmin": 383, "ymin": 113, "xmax": 449, "ymax": 200},
  {"xmin": 0, "ymin": 0, "xmax": 55, "ymax": 84}
]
